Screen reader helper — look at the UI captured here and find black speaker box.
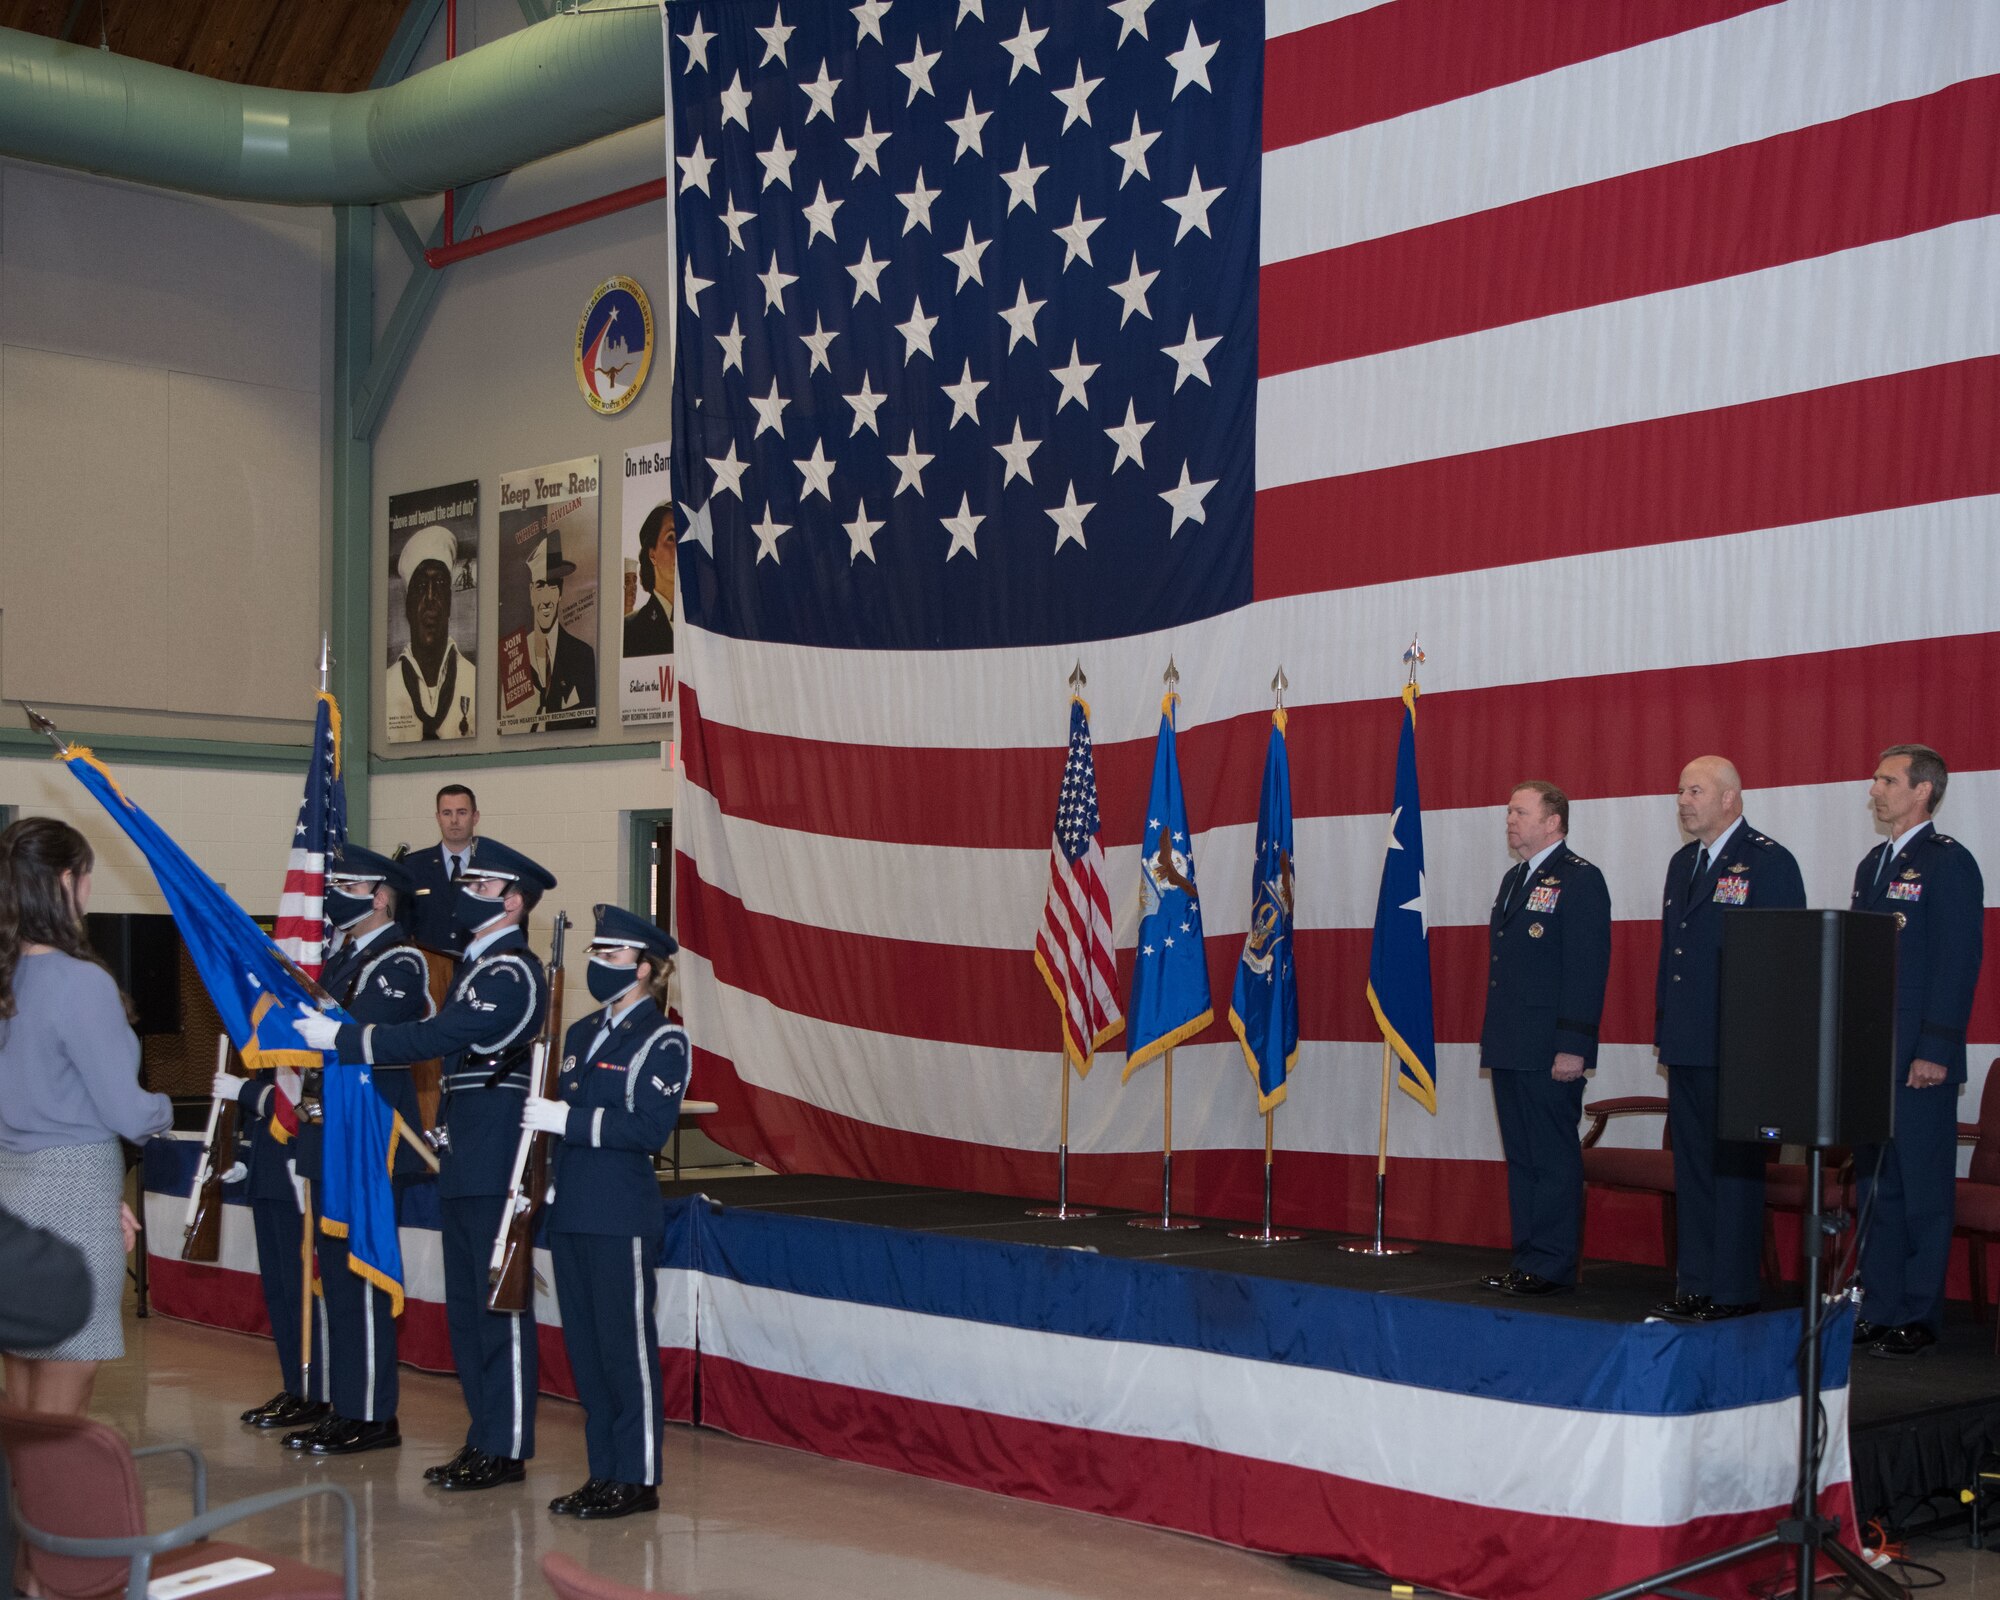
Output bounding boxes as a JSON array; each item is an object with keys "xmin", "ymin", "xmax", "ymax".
[{"xmin": 1717, "ymin": 909, "xmax": 1897, "ymax": 1147}]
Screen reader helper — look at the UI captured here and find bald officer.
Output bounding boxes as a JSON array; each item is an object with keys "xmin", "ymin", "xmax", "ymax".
[
  {"xmin": 1480, "ymin": 781, "xmax": 1613, "ymax": 1295},
  {"xmin": 1852, "ymin": 744, "xmax": 1984, "ymax": 1358},
  {"xmin": 1653, "ymin": 757, "xmax": 1805, "ymax": 1322}
]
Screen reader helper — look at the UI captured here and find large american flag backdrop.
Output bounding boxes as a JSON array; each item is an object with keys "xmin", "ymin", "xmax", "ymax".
[{"xmin": 669, "ymin": 0, "xmax": 2000, "ymax": 1254}]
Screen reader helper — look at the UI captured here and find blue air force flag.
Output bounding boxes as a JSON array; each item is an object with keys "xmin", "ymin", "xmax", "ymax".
[
  {"xmin": 1229, "ymin": 709, "xmax": 1298, "ymax": 1112},
  {"xmin": 1365, "ymin": 685, "xmax": 1439, "ymax": 1112},
  {"xmin": 1125, "ymin": 695, "xmax": 1213, "ymax": 1078}
]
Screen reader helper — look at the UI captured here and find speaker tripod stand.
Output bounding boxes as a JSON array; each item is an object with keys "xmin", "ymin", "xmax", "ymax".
[{"xmin": 1586, "ymin": 1148, "xmax": 1895, "ymax": 1600}]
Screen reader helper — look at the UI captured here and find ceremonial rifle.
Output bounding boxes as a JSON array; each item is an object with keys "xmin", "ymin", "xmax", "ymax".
[
  {"xmin": 487, "ymin": 911, "xmax": 568, "ymax": 1313},
  {"xmin": 182, "ymin": 1035, "xmax": 240, "ymax": 1263}
]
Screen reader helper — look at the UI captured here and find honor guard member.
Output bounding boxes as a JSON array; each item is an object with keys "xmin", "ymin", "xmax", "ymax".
[
  {"xmin": 279, "ymin": 846, "xmax": 434, "ymax": 1454},
  {"xmin": 299, "ymin": 838, "xmax": 553, "ymax": 1487},
  {"xmin": 1851, "ymin": 744, "xmax": 1985, "ymax": 1357},
  {"xmin": 1652, "ymin": 758, "xmax": 1806, "ymax": 1323},
  {"xmin": 215, "ymin": 1058, "xmax": 328, "ymax": 1432},
  {"xmin": 1480, "ymin": 781, "xmax": 1613, "ymax": 1296},
  {"xmin": 526, "ymin": 906, "xmax": 687, "ymax": 1521},
  {"xmin": 398, "ymin": 785, "xmax": 480, "ymax": 955}
]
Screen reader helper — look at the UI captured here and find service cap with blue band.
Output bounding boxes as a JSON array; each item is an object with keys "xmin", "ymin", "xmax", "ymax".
[
  {"xmin": 466, "ymin": 837, "xmax": 558, "ymax": 893},
  {"xmin": 589, "ymin": 902, "xmax": 677, "ymax": 962},
  {"xmin": 328, "ymin": 843, "xmax": 417, "ymax": 896}
]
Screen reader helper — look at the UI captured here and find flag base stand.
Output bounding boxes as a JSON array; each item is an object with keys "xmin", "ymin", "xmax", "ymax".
[
  {"xmin": 1338, "ymin": 1172, "xmax": 1419, "ymax": 1256},
  {"xmin": 1129, "ymin": 1059, "xmax": 1201, "ymax": 1230},
  {"xmin": 1228, "ymin": 1116, "xmax": 1302, "ymax": 1242},
  {"xmin": 1027, "ymin": 1205, "xmax": 1099, "ymax": 1219},
  {"xmin": 1028, "ymin": 1067, "xmax": 1099, "ymax": 1219}
]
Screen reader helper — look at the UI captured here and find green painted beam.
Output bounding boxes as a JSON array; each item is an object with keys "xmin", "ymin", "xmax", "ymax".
[
  {"xmin": 369, "ymin": 741, "xmax": 663, "ymax": 777},
  {"xmin": 0, "ymin": 726, "xmax": 309, "ymax": 773},
  {"xmin": 352, "ymin": 180, "xmax": 492, "ymax": 442},
  {"xmin": 373, "ymin": 0, "xmax": 447, "ymax": 89},
  {"xmin": 516, "ymin": 0, "xmax": 553, "ymax": 25},
  {"xmin": 331, "ymin": 205, "xmax": 377, "ymax": 840},
  {"xmin": 381, "ymin": 201, "xmax": 427, "ymax": 268}
]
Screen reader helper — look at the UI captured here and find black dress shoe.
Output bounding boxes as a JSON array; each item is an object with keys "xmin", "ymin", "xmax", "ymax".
[
  {"xmin": 241, "ymin": 1391, "xmax": 294, "ymax": 1425},
  {"xmin": 1502, "ymin": 1273, "xmax": 1571, "ymax": 1297},
  {"xmin": 440, "ymin": 1453, "xmax": 526, "ymax": 1491},
  {"xmin": 311, "ymin": 1418, "xmax": 401, "ymax": 1456},
  {"xmin": 549, "ymin": 1479, "xmax": 606, "ymax": 1516},
  {"xmin": 574, "ymin": 1482, "xmax": 659, "ymax": 1520},
  {"xmin": 1652, "ymin": 1294, "xmax": 1711, "ymax": 1321},
  {"xmin": 283, "ymin": 1414, "xmax": 345, "ymax": 1451},
  {"xmin": 1479, "ymin": 1271, "xmax": 1519, "ymax": 1291},
  {"xmin": 1853, "ymin": 1319, "xmax": 1888, "ymax": 1346},
  {"xmin": 1869, "ymin": 1324, "xmax": 1938, "ymax": 1359},
  {"xmin": 425, "ymin": 1445, "xmax": 478, "ymax": 1484},
  {"xmin": 253, "ymin": 1397, "xmax": 329, "ymax": 1431},
  {"xmin": 1691, "ymin": 1301, "xmax": 1758, "ymax": 1322}
]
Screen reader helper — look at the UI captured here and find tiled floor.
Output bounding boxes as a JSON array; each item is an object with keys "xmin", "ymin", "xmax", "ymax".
[{"xmin": 28, "ymin": 1313, "xmax": 2000, "ymax": 1599}]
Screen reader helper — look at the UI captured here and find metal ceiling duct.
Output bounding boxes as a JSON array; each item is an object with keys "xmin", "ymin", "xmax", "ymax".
[{"xmin": 0, "ymin": 1, "xmax": 665, "ymax": 205}]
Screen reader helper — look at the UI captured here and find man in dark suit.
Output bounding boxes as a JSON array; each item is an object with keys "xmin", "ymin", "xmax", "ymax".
[
  {"xmin": 1653, "ymin": 756, "xmax": 1806, "ymax": 1322},
  {"xmin": 1851, "ymin": 743, "xmax": 1985, "ymax": 1357},
  {"xmin": 1480, "ymin": 780, "xmax": 1613, "ymax": 1296},
  {"xmin": 399, "ymin": 784, "xmax": 480, "ymax": 955},
  {"xmin": 622, "ymin": 503, "xmax": 674, "ymax": 660},
  {"xmin": 526, "ymin": 532, "xmax": 596, "ymax": 728}
]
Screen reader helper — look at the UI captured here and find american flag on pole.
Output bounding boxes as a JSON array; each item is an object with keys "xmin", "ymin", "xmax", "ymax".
[
  {"xmin": 1033, "ymin": 696, "xmax": 1122, "ymax": 1074},
  {"xmin": 267, "ymin": 692, "xmax": 345, "ymax": 1133},
  {"xmin": 671, "ymin": 2, "xmax": 2000, "ymax": 1236}
]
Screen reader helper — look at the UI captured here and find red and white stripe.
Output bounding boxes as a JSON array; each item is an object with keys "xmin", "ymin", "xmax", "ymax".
[
  {"xmin": 676, "ymin": 0, "xmax": 2000, "ymax": 1253},
  {"xmin": 273, "ymin": 847, "xmax": 328, "ymax": 978},
  {"xmin": 1034, "ymin": 831, "xmax": 1121, "ymax": 1074}
]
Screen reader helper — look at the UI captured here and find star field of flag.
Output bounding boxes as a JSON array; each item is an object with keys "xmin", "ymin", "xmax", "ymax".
[{"xmin": 670, "ymin": 0, "xmax": 1260, "ymax": 651}]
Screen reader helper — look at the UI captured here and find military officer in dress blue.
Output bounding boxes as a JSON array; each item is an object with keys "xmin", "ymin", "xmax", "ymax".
[
  {"xmin": 1851, "ymin": 744, "xmax": 1985, "ymax": 1358},
  {"xmin": 1652, "ymin": 757, "xmax": 1806, "ymax": 1323},
  {"xmin": 278, "ymin": 846, "xmax": 434, "ymax": 1455},
  {"xmin": 1480, "ymin": 781, "xmax": 1613, "ymax": 1296},
  {"xmin": 299, "ymin": 837, "xmax": 553, "ymax": 1488},
  {"xmin": 526, "ymin": 906, "xmax": 687, "ymax": 1521},
  {"xmin": 215, "ymin": 1057, "xmax": 328, "ymax": 1432},
  {"xmin": 397, "ymin": 785, "xmax": 480, "ymax": 955}
]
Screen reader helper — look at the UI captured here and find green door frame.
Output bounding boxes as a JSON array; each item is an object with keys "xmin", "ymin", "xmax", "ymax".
[{"xmin": 626, "ymin": 808, "xmax": 674, "ymax": 924}]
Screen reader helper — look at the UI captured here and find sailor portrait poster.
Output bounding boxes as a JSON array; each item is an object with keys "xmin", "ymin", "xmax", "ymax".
[
  {"xmin": 385, "ymin": 481, "xmax": 478, "ymax": 744},
  {"xmin": 496, "ymin": 456, "xmax": 600, "ymax": 736},
  {"xmin": 618, "ymin": 440, "xmax": 675, "ymax": 732}
]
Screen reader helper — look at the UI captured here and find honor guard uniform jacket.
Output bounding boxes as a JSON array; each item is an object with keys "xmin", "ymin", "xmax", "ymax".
[
  {"xmin": 233, "ymin": 1074, "xmax": 297, "ymax": 1201},
  {"xmin": 1656, "ymin": 825, "xmax": 1807, "ymax": 1068},
  {"xmin": 316, "ymin": 923, "xmax": 434, "ymax": 1179},
  {"xmin": 1480, "ymin": 844, "xmax": 1613, "ymax": 1072},
  {"xmin": 398, "ymin": 843, "xmax": 471, "ymax": 956},
  {"xmin": 549, "ymin": 997, "xmax": 688, "ymax": 1237},
  {"xmin": 1852, "ymin": 822, "xmax": 1986, "ymax": 1083}
]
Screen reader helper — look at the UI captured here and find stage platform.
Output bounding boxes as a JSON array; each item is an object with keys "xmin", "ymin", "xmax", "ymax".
[{"xmin": 663, "ymin": 1171, "xmax": 2000, "ymax": 1538}]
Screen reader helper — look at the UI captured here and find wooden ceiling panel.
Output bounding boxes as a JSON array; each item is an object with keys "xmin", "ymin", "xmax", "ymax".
[{"xmin": 0, "ymin": 0, "xmax": 415, "ymax": 94}]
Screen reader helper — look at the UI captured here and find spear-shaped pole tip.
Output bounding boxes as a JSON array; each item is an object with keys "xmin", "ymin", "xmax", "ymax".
[
  {"xmin": 1068, "ymin": 659, "xmax": 1086, "ymax": 691},
  {"xmin": 1402, "ymin": 634, "xmax": 1426, "ymax": 685},
  {"xmin": 21, "ymin": 705, "xmax": 65, "ymax": 751},
  {"xmin": 1163, "ymin": 655, "xmax": 1179, "ymax": 688}
]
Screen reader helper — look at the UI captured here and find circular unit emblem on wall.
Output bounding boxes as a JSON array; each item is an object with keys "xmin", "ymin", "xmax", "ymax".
[{"xmin": 575, "ymin": 276, "xmax": 654, "ymax": 415}]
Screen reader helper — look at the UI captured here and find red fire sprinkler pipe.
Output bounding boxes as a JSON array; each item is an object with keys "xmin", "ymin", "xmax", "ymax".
[{"xmin": 423, "ymin": 176, "xmax": 667, "ymax": 269}]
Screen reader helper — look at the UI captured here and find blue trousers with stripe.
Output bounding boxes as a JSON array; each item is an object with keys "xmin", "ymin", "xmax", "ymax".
[
  {"xmin": 441, "ymin": 1194, "xmax": 538, "ymax": 1459},
  {"xmin": 552, "ymin": 1230, "xmax": 664, "ymax": 1486},
  {"xmin": 250, "ymin": 1194, "xmax": 326, "ymax": 1400},
  {"xmin": 315, "ymin": 1192, "xmax": 401, "ymax": 1422}
]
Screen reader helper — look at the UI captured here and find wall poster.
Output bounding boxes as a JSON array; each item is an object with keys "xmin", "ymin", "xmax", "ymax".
[
  {"xmin": 496, "ymin": 456, "xmax": 600, "ymax": 736},
  {"xmin": 619, "ymin": 441, "xmax": 675, "ymax": 732},
  {"xmin": 385, "ymin": 480, "xmax": 479, "ymax": 743}
]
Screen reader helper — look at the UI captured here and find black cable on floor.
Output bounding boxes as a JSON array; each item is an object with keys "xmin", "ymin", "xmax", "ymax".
[{"xmin": 1286, "ymin": 1553, "xmax": 1438, "ymax": 1593}]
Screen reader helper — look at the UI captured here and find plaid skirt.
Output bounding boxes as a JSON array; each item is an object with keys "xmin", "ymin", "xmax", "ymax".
[{"xmin": 0, "ymin": 1140, "xmax": 126, "ymax": 1360}]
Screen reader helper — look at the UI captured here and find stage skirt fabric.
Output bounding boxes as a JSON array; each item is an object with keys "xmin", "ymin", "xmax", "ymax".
[{"xmin": 143, "ymin": 1138, "xmax": 1851, "ymax": 1600}]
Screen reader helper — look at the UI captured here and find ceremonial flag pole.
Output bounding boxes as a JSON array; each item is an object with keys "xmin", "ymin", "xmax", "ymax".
[
  {"xmin": 1029, "ymin": 664, "xmax": 1121, "ymax": 1220},
  {"xmin": 1126, "ymin": 659, "xmax": 1211, "ymax": 1232},
  {"xmin": 1343, "ymin": 639, "xmax": 1438, "ymax": 1257},
  {"xmin": 1229, "ymin": 668, "xmax": 1303, "ymax": 1244}
]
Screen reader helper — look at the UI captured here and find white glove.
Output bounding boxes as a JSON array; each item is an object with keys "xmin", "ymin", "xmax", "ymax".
[
  {"xmin": 521, "ymin": 1097, "xmax": 571, "ymax": 1137},
  {"xmin": 213, "ymin": 1067, "xmax": 248, "ymax": 1100},
  {"xmin": 218, "ymin": 1162, "xmax": 249, "ymax": 1185},
  {"xmin": 295, "ymin": 1008, "xmax": 341, "ymax": 1052}
]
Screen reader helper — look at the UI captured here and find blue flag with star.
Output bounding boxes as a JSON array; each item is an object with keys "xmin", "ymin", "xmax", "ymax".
[
  {"xmin": 1366, "ymin": 684, "xmax": 1438, "ymax": 1112},
  {"xmin": 1125, "ymin": 694, "xmax": 1212, "ymax": 1078},
  {"xmin": 318, "ymin": 1054, "xmax": 407, "ymax": 1313},
  {"xmin": 1229, "ymin": 708, "xmax": 1297, "ymax": 1112}
]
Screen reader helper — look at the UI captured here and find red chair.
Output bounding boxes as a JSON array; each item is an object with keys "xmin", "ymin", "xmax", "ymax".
[
  {"xmin": 543, "ymin": 1551, "xmax": 691, "ymax": 1600},
  {"xmin": 1579, "ymin": 1096, "xmax": 1678, "ymax": 1269},
  {"xmin": 1951, "ymin": 1061, "xmax": 2000, "ymax": 1348},
  {"xmin": 0, "ymin": 1403, "xmax": 354, "ymax": 1600}
]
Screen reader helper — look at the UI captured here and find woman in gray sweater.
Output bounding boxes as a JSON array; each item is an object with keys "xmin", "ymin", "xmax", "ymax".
[{"xmin": 0, "ymin": 817, "xmax": 171, "ymax": 1414}]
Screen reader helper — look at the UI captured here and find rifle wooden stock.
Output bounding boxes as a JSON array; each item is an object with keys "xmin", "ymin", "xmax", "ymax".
[
  {"xmin": 182, "ymin": 1038, "xmax": 241, "ymax": 1264},
  {"xmin": 486, "ymin": 913, "xmax": 568, "ymax": 1314}
]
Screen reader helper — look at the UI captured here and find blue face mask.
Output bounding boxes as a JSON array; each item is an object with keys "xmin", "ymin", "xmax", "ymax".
[
  {"xmin": 454, "ymin": 884, "xmax": 508, "ymax": 936},
  {"xmin": 326, "ymin": 885, "xmax": 376, "ymax": 930},
  {"xmin": 587, "ymin": 956, "xmax": 640, "ymax": 1004}
]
